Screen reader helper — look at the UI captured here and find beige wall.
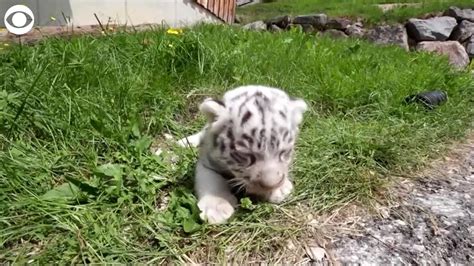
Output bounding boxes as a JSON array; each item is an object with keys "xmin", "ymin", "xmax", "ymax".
[
  {"xmin": 0, "ymin": 0, "xmax": 221, "ymax": 28},
  {"xmin": 69, "ymin": 0, "xmax": 221, "ymax": 27}
]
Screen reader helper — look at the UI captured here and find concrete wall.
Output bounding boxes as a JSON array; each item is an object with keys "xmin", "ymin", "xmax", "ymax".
[{"xmin": 0, "ymin": 0, "xmax": 221, "ymax": 28}]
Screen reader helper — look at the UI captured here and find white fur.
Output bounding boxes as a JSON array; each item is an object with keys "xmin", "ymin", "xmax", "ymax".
[
  {"xmin": 267, "ymin": 178, "xmax": 294, "ymax": 203},
  {"xmin": 177, "ymin": 131, "xmax": 203, "ymax": 148},
  {"xmin": 177, "ymin": 85, "xmax": 308, "ymax": 224},
  {"xmin": 194, "ymin": 158, "xmax": 237, "ymax": 224}
]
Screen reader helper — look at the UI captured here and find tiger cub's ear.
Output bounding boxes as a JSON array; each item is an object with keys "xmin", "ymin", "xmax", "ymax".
[
  {"xmin": 289, "ymin": 97, "xmax": 308, "ymax": 126},
  {"xmin": 199, "ymin": 98, "xmax": 226, "ymax": 122}
]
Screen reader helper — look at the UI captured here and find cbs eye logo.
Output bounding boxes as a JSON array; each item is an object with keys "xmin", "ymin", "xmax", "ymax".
[{"xmin": 4, "ymin": 5, "xmax": 35, "ymax": 35}]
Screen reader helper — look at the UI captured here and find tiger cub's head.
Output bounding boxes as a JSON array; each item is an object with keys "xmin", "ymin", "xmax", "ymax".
[{"xmin": 200, "ymin": 86, "xmax": 308, "ymax": 195}]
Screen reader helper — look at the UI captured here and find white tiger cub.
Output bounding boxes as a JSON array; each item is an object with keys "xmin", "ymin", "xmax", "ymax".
[{"xmin": 178, "ymin": 85, "xmax": 308, "ymax": 224}]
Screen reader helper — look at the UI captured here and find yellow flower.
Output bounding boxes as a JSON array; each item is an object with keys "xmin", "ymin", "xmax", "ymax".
[{"xmin": 166, "ymin": 28, "xmax": 183, "ymax": 35}]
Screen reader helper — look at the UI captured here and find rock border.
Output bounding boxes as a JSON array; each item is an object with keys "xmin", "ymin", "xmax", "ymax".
[{"xmin": 242, "ymin": 6, "xmax": 474, "ymax": 70}]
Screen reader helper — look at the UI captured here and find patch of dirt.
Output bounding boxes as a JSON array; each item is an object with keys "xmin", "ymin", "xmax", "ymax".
[
  {"xmin": 179, "ymin": 132, "xmax": 474, "ymax": 264},
  {"xmin": 321, "ymin": 133, "xmax": 474, "ymax": 265},
  {"xmin": 0, "ymin": 24, "xmax": 163, "ymax": 45}
]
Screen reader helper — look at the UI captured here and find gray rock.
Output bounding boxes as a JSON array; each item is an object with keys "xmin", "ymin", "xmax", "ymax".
[
  {"xmin": 406, "ymin": 16, "xmax": 458, "ymax": 41},
  {"xmin": 345, "ymin": 24, "xmax": 365, "ymax": 37},
  {"xmin": 300, "ymin": 24, "xmax": 317, "ymax": 33},
  {"xmin": 288, "ymin": 24, "xmax": 303, "ymax": 32},
  {"xmin": 444, "ymin": 6, "xmax": 474, "ymax": 22},
  {"xmin": 412, "ymin": 244, "xmax": 426, "ymax": 253},
  {"xmin": 326, "ymin": 18, "xmax": 352, "ymax": 30},
  {"xmin": 322, "ymin": 29, "xmax": 348, "ymax": 39},
  {"xmin": 416, "ymin": 41, "xmax": 470, "ymax": 69},
  {"xmin": 353, "ymin": 21, "xmax": 364, "ymax": 28},
  {"xmin": 234, "ymin": 15, "xmax": 243, "ymax": 24},
  {"xmin": 265, "ymin": 15, "xmax": 291, "ymax": 29},
  {"xmin": 366, "ymin": 24, "xmax": 409, "ymax": 51},
  {"xmin": 270, "ymin": 24, "xmax": 283, "ymax": 32},
  {"xmin": 465, "ymin": 37, "xmax": 474, "ymax": 59},
  {"xmin": 242, "ymin": 21, "xmax": 267, "ymax": 31},
  {"xmin": 450, "ymin": 20, "xmax": 474, "ymax": 42},
  {"xmin": 293, "ymin": 14, "xmax": 327, "ymax": 30}
]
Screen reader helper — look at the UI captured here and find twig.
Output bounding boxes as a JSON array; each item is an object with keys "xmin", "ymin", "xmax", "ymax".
[
  {"xmin": 93, "ymin": 13, "xmax": 107, "ymax": 35},
  {"xmin": 61, "ymin": 11, "xmax": 69, "ymax": 34},
  {"xmin": 106, "ymin": 16, "xmax": 111, "ymax": 30},
  {"xmin": 7, "ymin": 63, "xmax": 50, "ymax": 139}
]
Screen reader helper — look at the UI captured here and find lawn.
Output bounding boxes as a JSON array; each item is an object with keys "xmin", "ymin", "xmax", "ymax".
[
  {"xmin": 0, "ymin": 24, "xmax": 473, "ymax": 263},
  {"xmin": 238, "ymin": 0, "xmax": 474, "ymax": 24}
]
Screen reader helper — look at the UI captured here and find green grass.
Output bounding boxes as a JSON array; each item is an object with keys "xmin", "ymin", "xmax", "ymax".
[
  {"xmin": 0, "ymin": 24, "xmax": 473, "ymax": 263},
  {"xmin": 238, "ymin": 0, "xmax": 474, "ymax": 24}
]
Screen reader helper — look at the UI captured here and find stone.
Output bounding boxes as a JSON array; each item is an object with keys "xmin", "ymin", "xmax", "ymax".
[
  {"xmin": 353, "ymin": 21, "xmax": 364, "ymax": 28},
  {"xmin": 465, "ymin": 37, "xmax": 474, "ymax": 59},
  {"xmin": 416, "ymin": 41, "xmax": 470, "ymax": 69},
  {"xmin": 242, "ymin": 21, "xmax": 267, "ymax": 31},
  {"xmin": 322, "ymin": 29, "xmax": 348, "ymax": 39},
  {"xmin": 234, "ymin": 15, "xmax": 243, "ymax": 24},
  {"xmin": 406, "ymin": 16, "xmax": 458, "ymax": 41},
  {"xmin": 300, "ymin": 24, "xmax": 317, "ymax": 33},
  {"xmin": 265, "ymin": 15, "xmax": 291, "ymax": 29},
  {"xmin": 305, "ymin": 245, "xmax": 327, "ymax": 261},
  {"xmin": 288, "ymin": 24, "xmax": 303, "ymax": 32},
  {"xmin": 412, "ymin": 244, "xmax": 426, "ymax": 253},
  {"xmin": 270, "ymin": 24, "xmax": 283, "ymax": 32},
  {"xmin": 326, "ymin": 18, "xmax": 352, "ymax": 30},
  {"xmin": 444, "ymin": 6, "xmax": 474, "ymax": 22},
  {"xmin": 293, "ymin": 14, "xmax": 328, "ymax": 30},
  {"xmin": 345, "ymin": 24, "xmax": 366, "ymax": 37},
  {"xmin": 366, "ymin": 24, "xmax": 409, "ymax": 51},
  {"xmin": 449, "ymin": 20, "xmax": 474, "ymax": 42}
]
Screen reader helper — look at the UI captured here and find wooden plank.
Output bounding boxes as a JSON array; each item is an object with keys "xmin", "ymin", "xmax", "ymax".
[
  {"xmin": 207, "ymin": 0, "xmax": 214, "ymax": 11},
  {"xmin": 214, "ymin": 0, "xmax": 219, "ymax": 18},
  {"xmin": 225, "ymin": 0, "xmax": 234, "ymax": 24},
  {"xmin": 227, "ymin": 0, "xmax": 234, "ymax": 23},
  {"xmin": 195, "ymin": 0, "xmax": 235, "ymax": 24},
  {"xmin": 223, "ymin": 0, "xmax": 229, "ymax": 23},
  {"xmin": 219, "ymin": 0, "xmax": 225, "ymax": 22},
  {"xmin": 229, "ymin": 0, "xmax": 235, "ymax": 23}
]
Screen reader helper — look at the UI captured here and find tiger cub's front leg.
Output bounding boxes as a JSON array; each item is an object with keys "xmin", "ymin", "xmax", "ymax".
[
  {"xmin": 194, "ymin": 159, "xmax": 237, "ymax": 224},
  {"xmin": 177, "ymin": 130, "xmax": 205, "ymax": 148},
  {"xmin": 266, "ymin": 178, "xmax": 294, "ymax": 204}
]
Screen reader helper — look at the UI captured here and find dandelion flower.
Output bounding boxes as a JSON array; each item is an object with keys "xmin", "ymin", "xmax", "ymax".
[{"xmin": 166, "ymin": 28, "xmax": 182, "ymax": 35}]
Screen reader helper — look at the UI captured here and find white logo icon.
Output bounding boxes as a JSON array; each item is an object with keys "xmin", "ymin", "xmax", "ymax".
[{"xmin": 4, "ymin": 5, "xmax": 35, "ymax": 35}]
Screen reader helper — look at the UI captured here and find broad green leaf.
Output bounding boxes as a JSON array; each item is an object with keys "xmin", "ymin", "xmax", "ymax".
[
  {"xmin": 63, "ymin": 176, "xmax": 99, "ymax": 196},
  {"xmin": 132, "ymin": 136, "xmax": 153, "ymax": 153},
  {"xmin": 131, "ymin": 122, "xmax": 141, "ymax": 138},
  {"xmin": 96, "ymin": 163, "xmax": 123, "ymax": 178},
  {"xmin": 183, "ymin": 218, "xmax": 201, "ymax": 233},
  {"xmin": 42, "ymin": 183, "xmax": 80, "ymax": 202}
]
